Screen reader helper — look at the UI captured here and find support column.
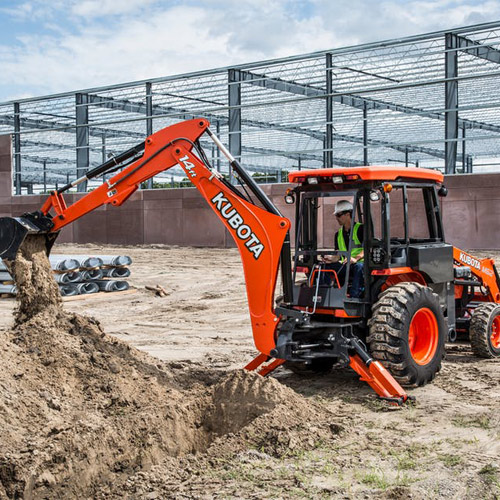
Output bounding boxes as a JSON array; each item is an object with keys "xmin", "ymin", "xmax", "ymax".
[
  {"xmin": 461, "ymin": 127, "xmax": 466, "ymax": 172},
  {"xmin": 146, "ymin": 82, "xmax": 153, "ymax": 189},
  {"xmin": 445, "ymin": 33, "xmax": 459, "ymax": 174},
  {"xmin": 101, "ymin": 133, "xmax": 107, "ymax": 184},
  {"xmin": 363, "ymin": 102, "xmax": 368, "ymax": 166},
  {"xmin": 325, "ymin": 53, "xmax": 333, "ymax": 168},
  {"xmin": 216, "ymin": 120, "xmax": 221, "ymax": 172},
  {"xmin": 101, "ymin": 133, "xmax": 107, "ymax": 164},
  {"xmin": 13, "ymin": 102, "xmax": 21, "ymax": 195},
  {"xmin": 228, "ymin": 69, "xmax": 241, "ymax": 183},
  {"xmin": 467, "ymin": 156, "xmax": 473, "ymax": 173},
  {"xmin": 75, "ymin": 93, "xmax": 89, "ymax": 192}
]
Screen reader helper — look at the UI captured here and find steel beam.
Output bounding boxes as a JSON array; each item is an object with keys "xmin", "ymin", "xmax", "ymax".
[
  {"xmin": 331, "ymin": 132, "xmax": 447, "ymax": 159},
  {"xmin": 325, "ymin": 53, "xmax": 333, "ymax": 167},
  {"xmin": 13, "ymin": 102, "xmax": 21, "ymax": 194},
  {"xmin": 21, "ymin": 139, "xmax": 102, "ymax": 152},
  {"xmin": 462, "ymin": 127, "xmax": 466, "ymax": 172},
  {"xmin": 43, "ymin": 160, "xmax": 46, "ymax": 193},
  {"xmin": 216, "ymin": 120, "xmax": 221, "ymax": 172},
  {"xmin": 456, "ymin": 34, "xmax": 500, "ymax": 64},
  {"xmin": 445, "ymin": 33, "xmax": 459, "ymax": 174},
  {"xmin": 242, "ymin": 146, "xmax": 364, "ymax": 167},
  {"xmin": 228, "ymin": 69, "xmax": 242, "ymax": 183},
  {"xmin": 76, "ymin": 93, "xmax": 90, "ymax": 191},
  {"xmin": 0, "ymin": 113, "xmax": 144, "ymax": 140},
  {"xmin": 363, "ymin": 102, "xmax": 368, "ymax": 165},
  {"xmin": 146, "ymin": 82, "xmax": 153, "ymax": 189}
]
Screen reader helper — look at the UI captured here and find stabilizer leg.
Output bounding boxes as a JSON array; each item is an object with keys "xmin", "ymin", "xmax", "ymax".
[
  {"xmin": 348, "ymin": 337, "xmax": 412, "ymax": 405},
  {"xmin": 244, "ymin": 353, "xmax": 285, "ymax": 377}
]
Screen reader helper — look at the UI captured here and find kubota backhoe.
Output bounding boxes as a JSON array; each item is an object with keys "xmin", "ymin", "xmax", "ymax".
[{"xmin": 1, "ymin": 118, "xmax": 498, "ymax": 405}]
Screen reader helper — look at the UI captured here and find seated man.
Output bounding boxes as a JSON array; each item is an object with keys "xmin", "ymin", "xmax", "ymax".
[{"xmin": 319, "ymin": 200, "xmax": 364, "ymax": 298}]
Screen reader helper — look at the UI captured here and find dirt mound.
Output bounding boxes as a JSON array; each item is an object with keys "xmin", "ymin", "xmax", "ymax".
[{"xmin": 0, "ymin": 237, "xmax": 339, "ymax": 498}]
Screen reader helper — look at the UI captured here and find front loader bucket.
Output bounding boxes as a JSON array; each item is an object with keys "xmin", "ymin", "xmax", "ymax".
[{"xmin": 0, "ymin": 215, "xmax": 57, "ymax": 261}]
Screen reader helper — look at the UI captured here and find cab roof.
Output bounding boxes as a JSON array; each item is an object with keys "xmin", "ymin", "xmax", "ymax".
[{"xmin": 288, "ymin": 166, "xmax": 444, "ymax": 184}]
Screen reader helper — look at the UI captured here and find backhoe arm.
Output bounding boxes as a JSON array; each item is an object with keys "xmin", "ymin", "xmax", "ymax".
[{"xmin": 0, "ymin": 118, "xmax": 291, "ymax": 356}]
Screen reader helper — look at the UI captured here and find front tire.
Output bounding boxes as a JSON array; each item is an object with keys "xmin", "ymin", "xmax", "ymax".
[
  {"xmin": 367, "ymin": 282, "xmax": 446, "ymax": 386},
  {"xmin": 470, "ymin": 303, "xmax": 500, "ymax": 358}
]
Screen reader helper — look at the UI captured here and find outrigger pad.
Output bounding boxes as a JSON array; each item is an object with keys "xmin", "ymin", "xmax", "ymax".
[{"xmin": 0, "ymin": 214, "xmax": 56, "ymax": 260}]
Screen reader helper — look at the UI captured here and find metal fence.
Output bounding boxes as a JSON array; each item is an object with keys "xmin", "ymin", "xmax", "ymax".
[{"xmin": 1, "ymin": 21, "xmax": 500, "ymax": 194}]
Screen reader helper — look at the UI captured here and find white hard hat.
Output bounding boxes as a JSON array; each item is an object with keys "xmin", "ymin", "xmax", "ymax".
[{"xmin": 333, "ymin": 200, "xmax": 353, "ymax": 215}]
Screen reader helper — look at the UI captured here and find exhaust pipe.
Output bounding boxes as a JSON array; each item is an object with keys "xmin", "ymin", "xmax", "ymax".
[{"xmin": 0, "ymin": 212, "xmax": 57, "ymax": 260}]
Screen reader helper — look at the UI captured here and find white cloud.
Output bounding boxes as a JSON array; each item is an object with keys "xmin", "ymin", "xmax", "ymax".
[
  {"xmin": 0, "ymin": 0, "xmax": 499, "ymax": 101},
  {"xmin": 71, "ymin": 0, "xmax": 157, "ymax": 18},
  {"xmin": 311, "ymin": 0, "xmax": 500, "ymax": 44}
]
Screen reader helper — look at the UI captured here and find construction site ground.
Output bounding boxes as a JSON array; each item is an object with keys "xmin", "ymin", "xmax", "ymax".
[{"xmin": 0, "ymin": 243, "xmax": 499, "ymax": 499}]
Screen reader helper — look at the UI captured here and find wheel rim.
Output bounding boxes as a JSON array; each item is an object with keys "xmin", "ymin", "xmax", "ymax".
[
  {"xmin": 491, "ymin": 315, "xmax": 500, "ymax": 349},
  {"xmin": 408, "ymin": 307, "xmax": 439, "ymax": 365}
]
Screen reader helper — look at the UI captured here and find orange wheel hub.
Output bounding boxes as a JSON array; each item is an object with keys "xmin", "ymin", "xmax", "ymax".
[
  {"xmin": 491, "ymin": 315, "xmax": 500, "ymax": 349},
  {"xmin": 408, "ymin": 307, "xmax": 439, "ymax": 365}
]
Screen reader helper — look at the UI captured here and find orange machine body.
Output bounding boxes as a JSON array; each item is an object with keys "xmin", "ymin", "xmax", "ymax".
[{"xmin": 453, "ymin": 247, "xmax": 500, "ymax": 303}]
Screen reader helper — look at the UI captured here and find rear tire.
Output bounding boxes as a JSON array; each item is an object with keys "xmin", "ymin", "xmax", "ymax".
[
  {"xmin": 367, "ymin": 282, "xmax": 446, "ymax": 386},
  {"xmin": 470, "ymin": 303, "xmax": 500, "ymax": 358}
]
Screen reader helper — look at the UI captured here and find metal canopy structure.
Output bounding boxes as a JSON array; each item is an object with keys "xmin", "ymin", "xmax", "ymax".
[{"xmin": 2, "ymin": 21, "xmax": 500, "ymax": 194}]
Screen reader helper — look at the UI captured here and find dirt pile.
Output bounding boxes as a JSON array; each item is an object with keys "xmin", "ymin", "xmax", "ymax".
[{"xmin": 0, "ymin": 238, "xmax": 338, "ymax": 499}]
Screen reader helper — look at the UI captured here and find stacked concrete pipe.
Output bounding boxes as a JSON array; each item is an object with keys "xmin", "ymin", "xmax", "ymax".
[{"xmin": 0, "ymin": 254, "xmax": 132, "ymax": 298}]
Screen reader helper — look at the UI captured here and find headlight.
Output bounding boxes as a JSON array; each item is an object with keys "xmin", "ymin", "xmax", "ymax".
[{"xmin": 371, "ymin": 246, "xmax": 386, "ymax": 264}]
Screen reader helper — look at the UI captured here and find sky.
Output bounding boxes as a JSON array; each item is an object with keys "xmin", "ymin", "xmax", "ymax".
[{"xmin": 0, "ymin": 0, "xmax": 499, "ymax": 102}]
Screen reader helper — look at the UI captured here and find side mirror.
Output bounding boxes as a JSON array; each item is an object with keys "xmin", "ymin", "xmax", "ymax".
[{"xmin": 438, "ymin": 186, "xmax": 448, "ymax": 197}]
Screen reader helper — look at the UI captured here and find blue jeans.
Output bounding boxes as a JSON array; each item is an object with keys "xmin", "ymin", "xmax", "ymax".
[{"xmin": 349, "ymin": 262, "xmax": 364, "ymax": 298}]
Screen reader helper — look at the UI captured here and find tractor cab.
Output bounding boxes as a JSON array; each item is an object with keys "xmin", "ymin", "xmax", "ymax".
[{"xmin": 285, "ymin": 167, "xmax": 455, "ymax": 321}]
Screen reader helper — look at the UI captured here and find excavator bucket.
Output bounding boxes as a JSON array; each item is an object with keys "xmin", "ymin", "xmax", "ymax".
[{"xmin": 0, "ymin": 214, "xmax": 57, "ymax": 261}]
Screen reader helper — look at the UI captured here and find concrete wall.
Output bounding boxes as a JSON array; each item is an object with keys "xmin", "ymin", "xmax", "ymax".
[{"xmin": 1, "ymin": 135, "xmax": 499, "ymax": 250}]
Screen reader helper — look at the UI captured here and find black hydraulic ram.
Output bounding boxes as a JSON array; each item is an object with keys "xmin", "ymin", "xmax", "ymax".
[
  {"xmin": 205, "ymin": 128, "xmax": 294, "ymax": 304},
  {"xmin": 57, "ymin": 141, "xmax": 146, "ymax": 194}
]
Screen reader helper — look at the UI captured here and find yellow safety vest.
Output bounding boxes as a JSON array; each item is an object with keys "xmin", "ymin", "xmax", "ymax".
[{"xmin": 337, "ymin": 223, "xmax": 364, "ymax": 261}]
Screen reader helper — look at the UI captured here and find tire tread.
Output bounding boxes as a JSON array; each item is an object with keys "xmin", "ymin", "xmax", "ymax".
[
  {"xmin": 470, "ymin": 302, "xmax": 500, "ymax": 358},
  {"xmin": 368, "ymin": 282, "xmax": 445, "ymax": 386}
]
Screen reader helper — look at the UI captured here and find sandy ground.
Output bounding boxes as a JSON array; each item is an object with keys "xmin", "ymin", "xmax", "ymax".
[{"xmin": 0, "ymin": 243, "xmax": 499, "ymax": 499}]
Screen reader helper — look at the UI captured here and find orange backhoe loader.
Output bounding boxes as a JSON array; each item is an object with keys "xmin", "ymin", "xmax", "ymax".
[{"xmin": 0, "ymin": 118, "xmax": 498, "ymax": 405}]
